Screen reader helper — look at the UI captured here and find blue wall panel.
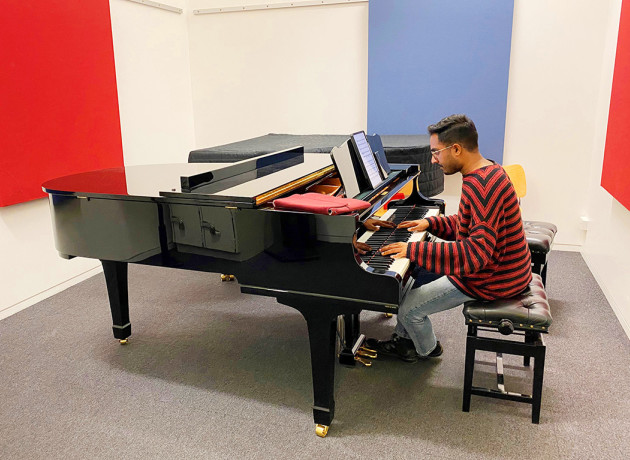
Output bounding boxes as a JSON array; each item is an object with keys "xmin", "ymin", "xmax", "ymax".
[{"xmin": 368, "ymin": 0, "xmax": 514, "ymax": 162}]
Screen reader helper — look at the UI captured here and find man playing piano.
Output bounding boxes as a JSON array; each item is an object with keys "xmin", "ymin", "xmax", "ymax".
[{"xmin": 366, "ymin": 114, "xmax": 532, "ymax": 363}]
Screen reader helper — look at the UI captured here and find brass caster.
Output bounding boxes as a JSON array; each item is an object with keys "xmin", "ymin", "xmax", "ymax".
[
  {"xmin": 315, "ymin": 424, "xmax": 329, "ymax": 437},
  {"xmin": 354, "ymin": 356, "xmax": 372, "ymax": 367},
  {"xmin": 221, "ymin": 274, "xmax": 235, "ymax": 282},
  {"xmin": 384, "ymin": 313, "xmax": 393, "ymax": 318},
  {"xmin": 119, "ymin": 339, "xmax": 129, "ymax": 345}
]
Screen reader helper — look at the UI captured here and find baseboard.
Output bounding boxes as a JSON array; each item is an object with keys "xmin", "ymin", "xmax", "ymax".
[
  {"xmin": 552, "ymin": 243, "xmax": 582, "ymax": 252},
  {"xmin": 581, "ymin": 252, "xmax": 630, "ymax": 341},
  {"xmin": 0, "ymin": 266, "xmax": 103, "ymax": 321}
]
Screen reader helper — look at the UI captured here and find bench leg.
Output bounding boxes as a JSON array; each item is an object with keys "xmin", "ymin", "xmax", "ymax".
[
  {"xmin": 531, "ymin": 342, "xmax": 546, "ymax": 424},
  {"xmin": 524, "ymin": 331, "xmax": 537, "ymax": 366},
  {"xmin": 541, "ymin": 262, "xmax": 548, "ymax": 286},
  {"xmin": 462, "ymin": 327, "xmax": 477, "ymax": 413}
]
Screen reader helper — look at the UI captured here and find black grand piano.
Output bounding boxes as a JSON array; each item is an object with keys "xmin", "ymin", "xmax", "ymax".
[{"xmin": 42, "ymin": 140, "xmax": 443, "ymax": 437}]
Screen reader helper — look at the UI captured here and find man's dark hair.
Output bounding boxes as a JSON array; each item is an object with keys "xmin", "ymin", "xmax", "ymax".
[{"xmin": 427, "ymin": 114, "xmax": 478, "ymax": 150}]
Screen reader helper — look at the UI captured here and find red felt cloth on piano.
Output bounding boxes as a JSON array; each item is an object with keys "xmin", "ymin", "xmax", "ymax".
[{"xmin": 273, "ymin": 192, "xmax": 370, "ymax": 215}]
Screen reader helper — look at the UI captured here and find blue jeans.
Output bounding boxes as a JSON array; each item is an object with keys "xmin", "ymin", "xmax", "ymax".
[{"xmin": 394, "ymin": 275, "xmax": 475, "ymax": 357}]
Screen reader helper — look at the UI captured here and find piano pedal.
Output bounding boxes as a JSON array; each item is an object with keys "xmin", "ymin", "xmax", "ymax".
[
  {"xmin": 220, "ymin": 274, "xmax": 235, "ymax": 282},
  {"xmin": 119, "ymin": 339, "xmax": 129, "ymax": 345},
  {"xmin": 354, "ymin": 356, "xmax": 372, "ymax": 367},
  {"xmin": 357, "ymin": 349, "xmax": 377, "ymax": 359},
  {"xmin": 383, "ymin": 313, "xmax": 393, "ymax": 318},
  {"xmin": 359, "ymin": 345, "xmax": 377, "ymax": 355}
]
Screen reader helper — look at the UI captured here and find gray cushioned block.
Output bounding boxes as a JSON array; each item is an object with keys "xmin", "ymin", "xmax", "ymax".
[
  {"xmin": 188, "ymin": 133, "xmax": 444, "ymax": 196},
  {"xmin": 462, "ymin": 274, "xmax": 552, "ymax": 332}
]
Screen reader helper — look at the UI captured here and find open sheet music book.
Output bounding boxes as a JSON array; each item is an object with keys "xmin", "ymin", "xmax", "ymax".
[{"xmin": 330, "ymin": 131, "xmax": 390, "ymax": 198}]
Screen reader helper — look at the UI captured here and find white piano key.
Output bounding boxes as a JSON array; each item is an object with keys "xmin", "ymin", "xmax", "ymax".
[{"xmin": 388, "ymin": 258, "xmax": 410, "ymax": 276}]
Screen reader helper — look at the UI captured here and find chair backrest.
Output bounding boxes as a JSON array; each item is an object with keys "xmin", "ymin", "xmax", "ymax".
[{"xmin": 503, "ymin": 164, "xmax": 527, "ymax": 199}]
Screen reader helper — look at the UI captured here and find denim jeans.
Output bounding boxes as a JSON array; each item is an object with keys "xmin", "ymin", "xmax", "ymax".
[{"xmin": 394, "ymin": 275, "xmax": 475, "ymax": 357}]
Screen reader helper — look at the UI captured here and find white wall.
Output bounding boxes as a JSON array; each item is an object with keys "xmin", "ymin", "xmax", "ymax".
[
  {"xmin": 581, "ymin": 0, "xmax": 630, "ymax": 337},
  {"xmin": 0, "ymin": 199, "xmax": 101, "ymax": 320},
  {"xmin": 503, "ymin": 0, "xmax": 630, "ymax": 337},
  {"xmin": 186, "ymin": 0, "xmax": 369, "ymax": 147},
  {"xmin": 109, "ymin": 0, "xmax": 196, "ymax": 165},
  {"xmin": 503, "ymin": 0, "xmax": 613, "ymax": 247}
]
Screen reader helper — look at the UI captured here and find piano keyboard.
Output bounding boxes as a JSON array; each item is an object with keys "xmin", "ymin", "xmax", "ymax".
[{"xmin": 358, "ymin": 206, "xmax": 440, "ymax": 276}]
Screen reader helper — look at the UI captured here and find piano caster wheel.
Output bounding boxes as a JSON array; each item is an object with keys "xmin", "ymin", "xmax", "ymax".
[
  {"xmin": 221, "ymin": 274, "xmax": 235, "ymax": 282},
  {"xmin": 384, "ymin": 313, "xmax": 393, "ymax": 318},
  {"xmin": 315, "ymin": 424, "xmax": 329, "ymax": 438},
  {"xmin": 119, "ymin": 339, "xmax": 129, "ymax": 345}
]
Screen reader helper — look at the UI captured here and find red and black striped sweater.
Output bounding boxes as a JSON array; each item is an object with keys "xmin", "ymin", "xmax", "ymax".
[{"xmin": 406, "ymin": 164, "xmax": 532, "ymax": 300}]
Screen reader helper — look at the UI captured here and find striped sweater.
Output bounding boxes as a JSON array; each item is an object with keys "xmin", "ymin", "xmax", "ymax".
[{"xmin": 406, "ymin": 164, "xmax": 532, "ymax": 300}]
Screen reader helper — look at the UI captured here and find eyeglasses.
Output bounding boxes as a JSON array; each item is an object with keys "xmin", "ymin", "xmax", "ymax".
[{"xmin": 430, "ymin": 145, "xmax": 454, "ymax": 159}]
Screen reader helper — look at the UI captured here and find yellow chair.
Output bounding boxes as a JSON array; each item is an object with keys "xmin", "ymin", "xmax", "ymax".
[{"xmin": 502, "ymin": 164, "xmax": 526, "ymax": 202}]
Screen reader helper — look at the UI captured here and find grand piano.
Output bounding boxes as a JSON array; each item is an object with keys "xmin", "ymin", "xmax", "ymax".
[{"xmin": 42, "ymin": 144, "xmax": 443, "ymax": 437}]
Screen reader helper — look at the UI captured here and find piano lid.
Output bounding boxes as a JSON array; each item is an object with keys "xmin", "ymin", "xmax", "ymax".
[{"xmin": 42, "ymin": 153, "xmax": 334, "ymax": 205}]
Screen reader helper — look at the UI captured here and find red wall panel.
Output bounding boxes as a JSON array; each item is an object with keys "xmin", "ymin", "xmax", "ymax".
[
  {"xmin": 0, "ymin": 1, "xmax": 123, "ymax": 207},
  {"xmin": 603, "ymin": 0, "xmax": 630, "ymax": 211}
]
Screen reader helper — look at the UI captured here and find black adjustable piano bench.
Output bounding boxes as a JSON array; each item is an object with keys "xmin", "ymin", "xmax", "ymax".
[
  {"xmin": 524, "ymin": 221, "xmax": 557, "ymax": 286},
  {"xmin": 461, "ymin": 273, "xmax": 552, "ymax": 424}
]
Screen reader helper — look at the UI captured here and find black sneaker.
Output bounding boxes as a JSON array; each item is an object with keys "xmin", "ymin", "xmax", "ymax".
[
  {"xmin": 427, "ymin": 341, "xmax": 443, "ymax": 358},
  {"xmin": 365, "ymin": 335, "xmax": 420, "ymax": 363}
]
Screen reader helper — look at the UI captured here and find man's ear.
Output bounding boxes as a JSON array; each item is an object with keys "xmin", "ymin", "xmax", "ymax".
[{"xmin": 451, "ymin": 143, "xmax": 462, "ymax": 156}]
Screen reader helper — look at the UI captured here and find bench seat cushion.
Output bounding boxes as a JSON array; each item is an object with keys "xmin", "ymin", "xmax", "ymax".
[
  {"xmin": 524, "ymin": 221, "xmax": 557, "ymax": 254},
  {"xmin": 463, "ymin": 274, "xmax": 552, "ymax": 332}
]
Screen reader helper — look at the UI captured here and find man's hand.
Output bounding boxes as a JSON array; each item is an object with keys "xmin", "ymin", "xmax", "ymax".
[
  {"xmin": 363, "ymin": 218, "xmax": 396, "ymax": 232},
  {"xmin": 352, "ymin": 233, "xmax": 372, "ymax": 255},
  {"xmin": 380, "ymin": 242, "xmax": 408, "ymax": 259},
  {"xmin": 354, "ymin": 241, "xmax": 372, "ymax": 255},
  {"xmin": 397, "ymin": 218, "xmax": 430, "ymax": 232}
]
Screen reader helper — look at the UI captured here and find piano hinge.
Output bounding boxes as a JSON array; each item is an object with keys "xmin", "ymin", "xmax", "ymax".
[{"xmin": 225, "ymin": 206, "xmax": 237, "ymax": 209}]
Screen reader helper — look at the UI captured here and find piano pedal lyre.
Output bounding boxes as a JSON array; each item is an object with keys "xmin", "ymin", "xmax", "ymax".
[{"xmin": 220, "ymin": 274, "xmax": 235, "ymax": 282}]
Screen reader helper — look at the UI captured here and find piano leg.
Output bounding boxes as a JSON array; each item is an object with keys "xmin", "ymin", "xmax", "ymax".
[
  {"xmin": 276, "ymin": 294, "xmax": 363, "ymax": 437},
  {"xmin": 304, "ymin": 310, "xmax": 337, "ymax": 436},
  {"xmin": 101, "ymin": 260, "xmax": 131, "ymax": 344}
]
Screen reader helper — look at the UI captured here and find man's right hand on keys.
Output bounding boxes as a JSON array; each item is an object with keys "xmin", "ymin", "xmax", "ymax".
[{"xmin": 397, "ymin": 219, "xmax": 430, "ymax": 232}]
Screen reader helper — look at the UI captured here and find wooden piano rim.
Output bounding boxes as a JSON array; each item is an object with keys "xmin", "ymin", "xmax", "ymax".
[{"xmin": 254, "ymin": 165, "xmax": 337, "ymax": 206}]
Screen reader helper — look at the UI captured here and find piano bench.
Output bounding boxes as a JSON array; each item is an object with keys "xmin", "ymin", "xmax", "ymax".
[
  {"xmin": 524, "ymin": 221, "xmax": 557, "ymax": 286},
  {"xmin": 461, "ymin": 273, "xmax": 552, "ymax": 424}
]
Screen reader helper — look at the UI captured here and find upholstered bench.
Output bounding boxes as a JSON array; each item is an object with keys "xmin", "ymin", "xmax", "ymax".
[
  {"xmin": 524, "ymin": 221, "xmax": 557, "ymax": 286},
  {"xmin": 461, "ymin": 273, "xmax": 552, "ymax": 423}
]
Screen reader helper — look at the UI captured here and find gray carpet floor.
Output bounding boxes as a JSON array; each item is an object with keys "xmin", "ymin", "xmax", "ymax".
[{"xmin": 1, "ymin": 251, "xmax": 629, "ymax": 459}]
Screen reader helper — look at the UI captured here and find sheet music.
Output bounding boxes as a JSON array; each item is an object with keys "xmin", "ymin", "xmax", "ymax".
[{"xmin": 353, "ymin": 132, "xmax": 383, "ymax": 188}]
